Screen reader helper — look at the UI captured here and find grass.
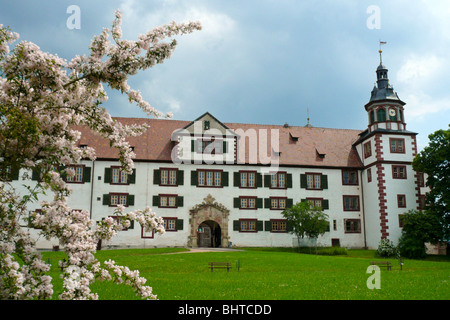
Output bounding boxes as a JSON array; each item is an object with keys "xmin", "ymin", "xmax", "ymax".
[{"xmin": 40, "ymin": 247, "xmax": 450, "ymax": 300}]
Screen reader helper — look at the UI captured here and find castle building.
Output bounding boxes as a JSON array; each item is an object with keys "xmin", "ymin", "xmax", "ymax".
[{"xmin": 18, "ymin": 53, "xmax": 427, "ymax": 250}]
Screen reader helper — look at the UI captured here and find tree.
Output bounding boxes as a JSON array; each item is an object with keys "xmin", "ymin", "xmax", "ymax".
[
  {"xmin": 281, "ymin": 201, "xmax": 329, "ymax": 251},
  {"xmin": 0, "ymin": 11, "xmax": 201, "ymax": 300},
  {"xmin": 412, "ymin": 125, "xmax": 450, "ymax": 240},
  {"xmin": 398, "ymin": 210, "xmax": 443, "ymax": 258}
]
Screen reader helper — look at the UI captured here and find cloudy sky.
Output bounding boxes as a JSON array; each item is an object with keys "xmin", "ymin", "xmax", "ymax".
[{"xmin": 1, "ymin": 0, "xmax": 449, "ymax": 150}]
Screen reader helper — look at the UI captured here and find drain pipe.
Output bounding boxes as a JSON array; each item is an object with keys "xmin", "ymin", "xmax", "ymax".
[{"xmin": 360, "ymin": 169, "xmax": 367, "ymax": 249}]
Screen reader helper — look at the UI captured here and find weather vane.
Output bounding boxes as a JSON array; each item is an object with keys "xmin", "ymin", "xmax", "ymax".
[{"xmin": 379, "ymin": 40, "xmax": 387, "ymax": 63}]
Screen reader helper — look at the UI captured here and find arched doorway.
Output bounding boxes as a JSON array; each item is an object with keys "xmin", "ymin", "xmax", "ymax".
[
  {"xmin": 197, "ymin": 220, "xmax": 222, "ymax": 248},
  {"xmin": 188, "ymin": 194, "xmax": 230, "ymax": 248}
]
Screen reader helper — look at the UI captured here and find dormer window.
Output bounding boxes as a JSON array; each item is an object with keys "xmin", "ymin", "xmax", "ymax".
[
  {"xmin": 204, "ymin": 121, "xmax": 210, "ymax": 130},
  {"xmin": 192, "ymin": 138, "xmax": 226, "ymax": 155}
]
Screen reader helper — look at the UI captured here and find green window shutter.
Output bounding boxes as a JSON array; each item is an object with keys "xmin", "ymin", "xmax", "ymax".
[
  {"xmin": 152, "ymin": 195, "xmax": 160, "ymax": 206},
  {"xmin": 177, "ymin": 170, "xmax": 184, "ymax": 186},
  {"xmin": 191, "ymin": 170, "xmax": 198, "ymax": 186},
  {"xmin": 128, "ymin": 169, "xmax": 136, "ymax": 184},
  {"xmin": 59, "ymin": 166, "xmax": 66, "ymax": 181},
  {"xmin": 256, "ymin": 198, "xmax": 263, "ymax": 208},
  {"xmin": 301, "ymin": 198, "xmax": 307, "ymax": 203},
  {"xmin": 223, "ymin": 141, "xmax": 227, "ymax": 153},
  {"xmin": 264, "ymin": 174, "xmax": 271, "ymax": 188},
  {"xmin": 102, "ymin": 194, "xmax": 110, "ymax": 206},
  {"xmin": 300, "ymin": 174, "xmax": 307, "ymax": 188},
  {"xmin": 128, "ymin": 220, "xmax": 135, "ymax": 230},
  {"xmin": 286, "ymin": 198, "xmax": 293, "ymax": 208},
  {"xmin": 264, "ymin": 198, "xmax": 271, "ymax": 208},
  {"xmin": 176, "ymin": 219, "xmax": 184, "ymax": 231},
  {"xmin": 287, "ymin": 174, "xmax": 293, "ymax": 188},
  {"xmin": 177, "ymin": 196, "xmax": 184, "ymax": 208},
  {"xmin": 264, "ymin": 221, "xmax": 272, "ymax": 232},
  {"xmin": 233, "ymin": 220, "xmax": 240, "ymax": 231},
  {"xmin": 323, "ymin": 199, "xmax": 329, "ymax": 210},
  {"xmin": 83, "ymin": 167, "xmax": 91, "ymax": 183},
  {"xmin": 256, "ymin": 173, "xmax": 263, "ymax": 187},
  {"xmin": 222, "ymin": 171, "xmax": 229, "ymax": 186},
  {"xmin": 256, "ymin": 220, "xmax": 264, "ymax": 232},
  {"xmin": 104, "ymin": 167, "xmax": 112, "ymax": 183},
  {"xmin": 153, "ymin": 169, "xmax": 160, "ymax": 185},
  {"xmin": 127, "ymin": 194, "xmax": 135, "ymax": 206},
  {"xmin": 191, "ymin": 139, "xmax": 195, "ymax": 152},
  {"xmin": 233, "ymin": 172, "xmax": 240, "ymax": 187},
  {"xmin": 321, "ymin": 175, "xmax": 328, "ymax": 189},
  {"xmin": 31, "ymin": 169, "xmax": 40, "ymax": 181},
  {"xmin": 11, "ymin": 167, "xmax": 20, "ymax": 181},
  {"xmin": 233, "ymin": 197, "xmax": 240, "ymax": 208}
]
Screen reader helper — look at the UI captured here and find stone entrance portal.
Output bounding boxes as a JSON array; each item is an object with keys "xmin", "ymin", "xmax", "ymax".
[{"xmin": 188, "ymin": 194, "xmax": 230, "ymax": 248}]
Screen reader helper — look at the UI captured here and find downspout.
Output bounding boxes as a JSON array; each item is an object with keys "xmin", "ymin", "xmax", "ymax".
[
  {"xmin": 89, "ymin": 159, "xmax": 95, "ymax": 220},
  {"xmin": 360, "ymin": 169, "xmax": 367, "ymax": 249}
]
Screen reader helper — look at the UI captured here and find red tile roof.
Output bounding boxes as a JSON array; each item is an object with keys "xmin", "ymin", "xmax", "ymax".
[{"xmin": 76, "ymin": 117, "xmax": 363, "ymax": 168}]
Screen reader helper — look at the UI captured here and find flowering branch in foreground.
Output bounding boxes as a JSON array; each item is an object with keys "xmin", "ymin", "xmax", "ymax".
[{"xmin": 0, "ymin": 10, "xmax": 201, "ymax": 300}]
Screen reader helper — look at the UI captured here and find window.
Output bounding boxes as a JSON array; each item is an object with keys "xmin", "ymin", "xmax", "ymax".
[
  {"xmin": 398, "ymin": 214, "xmax": 405, "ymax": 228},
  {"xmin": 392, "ymin": 165, "xmax": 407, "ymax": 179},
  {"xmin": 194, "ymin": 138, "xmax": 225, "ymax": 155},
  {"xmin": 110, "ymin": 194, "xmax": 128, "ymax": 206},
  {"xmin": 397, "ymin": 195, "xmax": 406, "ymax": 208},
  {"xmin": 417, "ymin": 172, "xmax": 425, "ymax": 187},
  {"xmin": 103, "ymin": 193, "xmax": 134, "ymax": 207},
  {"xmin": 342, "ymin": 170, "xmax": 358, "ymax": 185},
  {"xmin": 198, "ymin": 170, "xmax": 222, "ymax": 187},
  {"xmin": 240, "ymin": 197, "xmax": 256, "ymax": 209},
  {"xmin": 271, "ymin": 172, "xmax": 286, "ymax": 189},
  {"xmin": 270, "ymin": 220, "xmax": 287, "ymax": 233},
  {"xmin": 164, "ymin": 218, "xmax": 177, "ymax": 231},
  {"xmin": 419, "ymin": 195, "xmax": 426, "ymax": 210},
  {"xmin": 141, "ymin": 227, "xmax": 154, "ymax": 239},
  {"xmin": 377, "ymin": 108, "xmax": 386, "ymax": 122},
  {"xmin": 270, "ymin": 197, "xmax": 287, "ymax": 210},
  {"xmin": 66, "ymin": 165, "xmax": 84, "ymax": 183},
  {"xmin": 105, "ymin": 167, "xmax": 135, "ymax": 185},
  {"xmin": 367, "ymin": 168, "xmax": 372, "ymax": 183},
  {"xmin": 153, "ymin": 195, "xmax": 183, "ymax": 208},
  {"xmin": 343, "ymin": 196, "xmax": 360, "ymax": 211},
  {"xmin": 390, "ymin": 138, "xmax": 405, "ymax": 153},
  {"xmin": 154, "ymin": 168, "xmax": 183, "ymax": 186},
  {"xmin": 345, "ymin": 219, "xmax": 361, "ymax": 233},
  {"xmin": 307, "ymin": 173, "xmax": 321, "ymax": 190},
  {"xmin": 240, "ymin": 171, "xmax": 256, "ymax": 188},
  {"xmin": 111, "ymin": 167, "xmax": 129, "ymax": 184},
  {"xmin": 161, "ymin": 168, "xmax": 177, "ymax": 186},
  {"xmin": 109, "ymin": 216, "xmax": 134, "ymax": 231},
  {"xmin": 369, "ymin": 110, "xmax": 375, "ymax": 124},
  {"xmin": 364, "ymin": 142, "xmax": 372, "ymax": 158},
  {"xmin": 240, "ymin": 219, "xmax": 257, "ymax": 232},
  {"xmin": 159, "ymin": 195, "xmax": 177, "ymax": 208},
  {"xmin": 306, "ymin": 198, "xmax": 324, "ymax": 210}
]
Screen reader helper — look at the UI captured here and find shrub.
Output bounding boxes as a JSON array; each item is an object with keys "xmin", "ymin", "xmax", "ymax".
[
  {"xmin": 376, "ymin": 239, "xmax": 398, "ymax": 257},
  {"xmin": 398, "ymin": 234, "xmax": 427, "ymax": 259}
]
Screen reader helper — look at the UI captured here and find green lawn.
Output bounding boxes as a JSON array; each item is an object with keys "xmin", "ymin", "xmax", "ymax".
[{"xmin": 41, "ymin": 247, "xmax": 450, "ymax": 300}]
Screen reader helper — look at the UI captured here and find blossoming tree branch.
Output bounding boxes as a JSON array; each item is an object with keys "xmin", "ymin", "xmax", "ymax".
[{"xmin": 0, "ymin": 10, "xmax": 201, "ymax": 300}]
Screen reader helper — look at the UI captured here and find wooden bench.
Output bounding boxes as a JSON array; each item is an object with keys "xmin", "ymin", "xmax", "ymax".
[
  {"xmin": 209, "ymin": 262, "xmax": 232, "ymax": 272},
  {"xmin": 370, "ymin": 261, "xmax": 392, "ymax": 271}
]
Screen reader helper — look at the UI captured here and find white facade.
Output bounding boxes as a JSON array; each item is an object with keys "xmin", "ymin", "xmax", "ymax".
[{"xmin": 11, "ymin": 57, "xmax": 427, "ymax": 251}]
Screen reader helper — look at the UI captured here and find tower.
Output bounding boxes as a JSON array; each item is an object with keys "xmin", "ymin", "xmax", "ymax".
[{"xmin": 355, "ymin": 49, "xmax": 420, "ymax": 248}]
